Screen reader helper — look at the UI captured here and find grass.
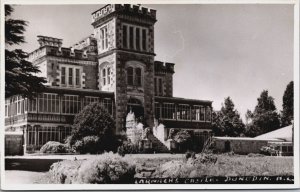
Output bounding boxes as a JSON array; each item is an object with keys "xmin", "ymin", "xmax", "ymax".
[{"xmin": 6, "ymin": 153, "xmax": 294, "ymax": 184}]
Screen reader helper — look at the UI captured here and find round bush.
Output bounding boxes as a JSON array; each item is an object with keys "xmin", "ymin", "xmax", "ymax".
[
  {"xmin": 68, "ymin": 102, "xmax": 122, "ymax": 154},
  {"xmin": 76, "ymin": 152, "xmax": 136, "ymax": 184},
  {"xmin": 40, "ymin": 141, "xmax": 69, "ymax": 154}
]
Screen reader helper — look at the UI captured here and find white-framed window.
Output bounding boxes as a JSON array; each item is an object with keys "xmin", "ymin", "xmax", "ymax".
[
  {"xmin": 122, "ymin": 24, "xmax": 148, "ymax": 51},
  {"xmin": 177, "ymin": 104, "xmax": 191, "ymax": 120},
  {"xmin": 100, "ymin": 25, "xmax": 108, "ymax": 51},
  {"xmin": 60, "ymin": 65, "xmax": 82, "ymax": 88},
  {"xmin": 99, "ymin": 63, "xmax": 112, "ymax": 87},
  {"xmin": 161, "ymin": 103, "xmax": 175, "ymax": 120},
  {"xmin": 5, "ymin": 99, "xmax": 10, "ymax": 117},
  {"xmin": 61, "ymin": 95, "xmax": 81, "ymax": 114},
  {"xmin": 84, "ymin": 96, "xmax": 100, "ymax": 106},
  {"xmin": 38, "ymin": 93, "xmax": 60, "ymax": 113},
  {"xmin": 28, "ymin": 98, "xmax": 37, "ymax": 112}
]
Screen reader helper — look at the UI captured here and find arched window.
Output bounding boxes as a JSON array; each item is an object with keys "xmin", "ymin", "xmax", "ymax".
[
  {"xmin": 102, "ymin": 68, "xmax": 106, "ymax": 85},
  {"xmin": 127, "ymin": 67, "xmax": 133, "ymax": 85},
  {"xmin": 136, "ymin": 68, "xmax": 142, "ymax": 86}
]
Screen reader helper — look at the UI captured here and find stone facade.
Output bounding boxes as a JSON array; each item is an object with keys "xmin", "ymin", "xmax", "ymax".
[{"xmin": 5, "ymin": 4, "xmax": 214, "ymax": 154}]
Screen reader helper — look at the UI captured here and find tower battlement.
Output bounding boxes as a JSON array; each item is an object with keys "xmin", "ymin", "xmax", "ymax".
[
  {"xmin": 154, "ymin": 61, "xmax": 175, "ymax": 74},
  {"xmin": 91, "ymin": 4, "xmax": 156, "ymax": 23}
]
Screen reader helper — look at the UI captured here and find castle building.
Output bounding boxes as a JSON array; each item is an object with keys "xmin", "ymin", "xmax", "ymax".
[{"xmin": 5, "ymin": 4, "xmax": 213, "ymax": 154}]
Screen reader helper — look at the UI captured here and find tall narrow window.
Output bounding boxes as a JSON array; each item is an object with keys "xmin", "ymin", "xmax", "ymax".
[
  {"xmin": 136, "ymin": 28, "xmax": 140, "ymax": 50},
  {"xmin": 127, "ymin": 67, "xmax": 133, "ymax": 86},
  {"xmin": 68, "ymin": 68, "xmax": 73, "ymax": 85},
  {"xmin": 61, "ymin": 67, "xmax": 66, "ymax": 84},
  {"xmin": 142, "ymin": 29, "xmax": 147, "ymax": 50},
  {"xmin": 159, "ymin": 78, "xmax": 163, "ymax": 95},
  {"xmin": 102, "ymin": 68, "xmax": 106, "ymax": 85},
  {"xmin": 129, "ymin": 27, "xmax": 134, "ymax": 49},
  {"xmin": 75, "ymin": 68, "xmax": 80, "ymax": 86},
  {"xmin": 123, "ymin": 25, "xmax": 127, "ymax": 48},
  {"xmin": 105, "ymin": 27, "xmax": 108, "ymax": 49},
  {"xmin": 136, "ymin": 68, "xmax": 142, "ymax": 86},
  {"xmin": 107, "ymin": 67, "xmax": 111, "ymax": 85},
  {"xmin": 101, "ymin": 29, "xmax": 105, "ymax": 49}
]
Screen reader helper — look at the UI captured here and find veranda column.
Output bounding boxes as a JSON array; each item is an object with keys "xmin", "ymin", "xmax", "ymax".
[{"xmin": 23, "ymin": 125, "xmax": 27, "ymax": 155}]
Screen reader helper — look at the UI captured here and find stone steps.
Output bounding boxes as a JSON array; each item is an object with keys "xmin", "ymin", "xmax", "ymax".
[{"xmin": 148, "ymin": 133, "xmax": 170, "ymax": 153}]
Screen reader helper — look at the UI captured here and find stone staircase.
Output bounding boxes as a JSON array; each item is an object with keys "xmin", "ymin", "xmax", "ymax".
[{"xmin": 147, "ymin": 133, "xmax": 170, "ymax": 153}]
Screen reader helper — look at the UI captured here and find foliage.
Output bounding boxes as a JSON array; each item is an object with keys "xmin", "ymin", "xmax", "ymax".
[
  {"xmin": 68, "ymin": 102, "xmax": 122, "ymax": 154},
  {"xmin": 5, "ymin": 5, "xmax": 46, "ymax": 98},
  {"xmin": 72, "ymin": 136, "xmax": 101, "ymax": 154},
  {"xmin": 212, "ymin": 97, "xmax": 245, "ymax": 136},
  {"xmin": 117, "ymin": 140, "xmax": 140, "ymax": 156},
  {"xmin": 49, "ymin": 160, "xmax": 83, "ymax": 184},
  {"xmin": 152, "ymin": 153, "xmax": 292, "ymax": 178},
  {"xmin": 39, "ymin": 141, "xmax": 70, "ymax": 154},
  {"xmin": 49, "ymin": 152, "xmax": 136, "ymax": 184},
  {"xmin": 185, "ymin": 151, "xmax": 196, "ymax": 160},
  {"xmin": 173, "ymin": 130, "xmax": 192, "ymax": 144},
  {"xmin": 281, "ymin": 81, "xmax": 294, "ymax": 127},
  {"xmin": 260, "ymin": 145, "xmax": 278, "ymax": 156},
  {"xmin": 245, "ymin": 90, "xmax": 280, "ymax": 137}
]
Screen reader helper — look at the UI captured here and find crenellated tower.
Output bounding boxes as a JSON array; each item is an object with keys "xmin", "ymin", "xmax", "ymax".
[{"xmin": 91, "ymin": 4, "xmax": 157, "ymax": 133}]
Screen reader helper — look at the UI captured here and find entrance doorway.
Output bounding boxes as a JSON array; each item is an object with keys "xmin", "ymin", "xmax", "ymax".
[{"xmin": 127, "ymin": 98, "xmax": 144, "ymax": 119}]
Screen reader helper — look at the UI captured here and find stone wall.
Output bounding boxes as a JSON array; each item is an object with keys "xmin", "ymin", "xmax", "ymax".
[{"xmin": 213, "ymin": 138, "xmax": 269, "ymax": 154}]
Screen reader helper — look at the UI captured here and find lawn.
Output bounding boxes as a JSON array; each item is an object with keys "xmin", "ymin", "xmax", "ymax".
[{"xmin": 5, "ymin": 153, "xmax": 294, "ymax": 184}]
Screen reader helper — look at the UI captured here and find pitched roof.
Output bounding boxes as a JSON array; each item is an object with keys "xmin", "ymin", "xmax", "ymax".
[{"xmin": 254, "ymin": 125, "xmax": 293, "ymax": 142}]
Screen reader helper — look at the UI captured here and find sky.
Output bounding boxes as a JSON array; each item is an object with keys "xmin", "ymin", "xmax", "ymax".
[{"xmin": 8, "ymin": 4, "xmax": 294, "ymax": 122}]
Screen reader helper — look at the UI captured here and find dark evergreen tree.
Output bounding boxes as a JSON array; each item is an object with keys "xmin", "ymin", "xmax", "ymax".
[
  {"xmin": 245, "ymin": 90, "xmax": 280, "ymax": 137},
  {"xmin": 68, "ymin": 102, "xmax": 122, "ymax": 153},
  {"xmin": 5, "ymin": 5, "xmax": 46, "ymax": 98},
  {"xmin": 281, "ymin": 81, "xmax": 294, "ymax": 127},
  {"xmin": 212, "ymin": 97, "xmax": 245, "ymax": 137}
]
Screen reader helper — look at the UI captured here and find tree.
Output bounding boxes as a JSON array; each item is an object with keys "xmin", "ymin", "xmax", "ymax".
[
  {"xmin": 5, "ymin": 5, "xmax": 46, "ymax": 98},
  {"xmin": 245, "ymin": 90, "xmax": 280, "ymax": 137},
  {"xmin": 212, "ymin": 97, "xmax": 245, "ymax": 137},
  {"xmin": 281, "ymin": 81, "xmax": 293, "ymax": 127},
  {"xmin": 68, "ymin": 102, "xmax": 121, "ymax": 153}
]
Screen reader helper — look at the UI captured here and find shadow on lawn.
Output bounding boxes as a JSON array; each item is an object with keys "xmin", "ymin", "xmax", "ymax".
[{"xmin": 5, "ymin": 159, "xmax": 63, "ymax": 172}]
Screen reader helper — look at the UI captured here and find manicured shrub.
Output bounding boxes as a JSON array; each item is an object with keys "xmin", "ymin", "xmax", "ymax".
[{"xmin": 40, "ymin": 141, "xmax": 70, "ymax": 154}]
